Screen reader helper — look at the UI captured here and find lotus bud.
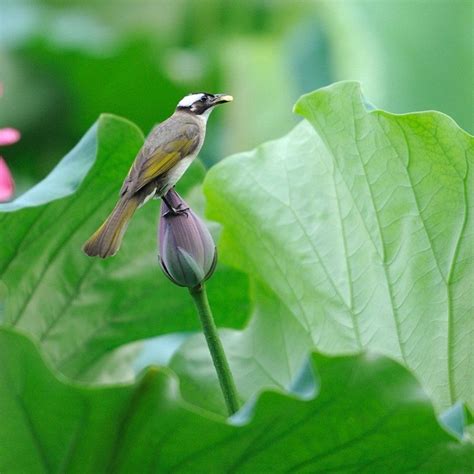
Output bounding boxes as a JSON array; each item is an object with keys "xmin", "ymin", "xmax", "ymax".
[{"xmin": 158, "ymin": 189, "xmax": 217, "ymax": 288}]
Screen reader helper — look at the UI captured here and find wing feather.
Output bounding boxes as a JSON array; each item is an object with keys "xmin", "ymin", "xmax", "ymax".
[{"xmin": 121, "ymin": 120, "xmax": 200, "ymax": 196}]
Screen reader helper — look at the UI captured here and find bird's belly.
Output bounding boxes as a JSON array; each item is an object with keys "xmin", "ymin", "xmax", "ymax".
[{"xmin": 158, "ymin": 156, "xmax": 195, "ymax": 195}]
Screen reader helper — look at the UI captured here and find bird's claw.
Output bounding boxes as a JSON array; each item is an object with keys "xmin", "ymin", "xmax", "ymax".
[{"xmin": 164, "ymin": 205, "xmax": 189, "ymax": 218}]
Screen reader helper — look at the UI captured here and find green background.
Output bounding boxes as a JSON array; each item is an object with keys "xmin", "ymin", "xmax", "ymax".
[
  {"xmin": 0, "ymin": 1, "xmax": 473, "ymax": 472},
  {"xmin": 1, "ymin": 0, "xmax": 472, "ymax": 192}
]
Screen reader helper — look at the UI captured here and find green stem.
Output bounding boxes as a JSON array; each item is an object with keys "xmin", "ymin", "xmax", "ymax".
[{"xmin": 189, "ymin": 284, "xmax": 239, "ymax": 415}]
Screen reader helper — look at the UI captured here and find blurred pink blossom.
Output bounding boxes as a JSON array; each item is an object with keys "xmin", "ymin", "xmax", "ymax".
[
  {"xmin": 0, "ymin": 84, "xmax": 20, "ymax": 202},
  {"xmin": 0, "ymin": 158, "xmax": 15, "ymax": 201},
  {"xmin": 0, "ymin": 128, "xmax": 21, "ymax": 146}
]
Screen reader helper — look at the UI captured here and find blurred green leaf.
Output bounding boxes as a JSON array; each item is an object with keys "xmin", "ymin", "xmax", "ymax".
[
  {"xmin": 0, "ymin": 114, "xmax": 249, "ymax": 381},
  {"xmin": 1, "ymin": 327, "xmax": 472, "ymax": 473},
  {"xmin": 323, "ymin": 1, "xmax": 473, "ymax": 132},
  {"xmin": 219, "ymin": 36, "xmax": 298, "ymax": 156},
  {"xmin": 202, "ymin": 81, "xmax": 473, "ymax": 415}
]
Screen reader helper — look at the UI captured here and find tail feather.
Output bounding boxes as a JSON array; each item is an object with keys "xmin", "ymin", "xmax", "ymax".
[{"xmin": 83, "ymin": 196, "xmax": 140, "ymax": 258}]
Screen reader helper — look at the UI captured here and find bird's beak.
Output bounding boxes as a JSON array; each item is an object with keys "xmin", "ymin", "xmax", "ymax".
[{"xmin": 212, "ymin": 94, "xmax": 233, "ymax": 105}]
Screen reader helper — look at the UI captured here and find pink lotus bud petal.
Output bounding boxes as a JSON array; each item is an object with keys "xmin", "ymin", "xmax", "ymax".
[
  {"xmin": 158, "ymin": 189, "xmax": 217, "ymax": 288},
  {"xmin": 0, "ymin": 128, "xmax": 21, "ymax": 146},
  {"xmin": 0, "ymin": 157, "xmax": 15, "ymax": 202}
]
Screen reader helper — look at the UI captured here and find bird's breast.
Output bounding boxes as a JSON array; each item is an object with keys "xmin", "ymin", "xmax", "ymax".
[
  {"xmin": 161, "ymin": 155, "xmax": 195, "ymax": 194},
  {"xmin": 156, "ymin": 117, "xmax": 206, "ymax": 196}
]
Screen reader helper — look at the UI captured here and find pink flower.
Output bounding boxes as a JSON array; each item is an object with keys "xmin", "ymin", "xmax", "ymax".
[
  {"xmin": 0, "ymin": 128, "xmax": 21, "ymax": 146},
  {"xmin": 0, "ymin": 85, "xmax": 20, "ymax": 202},
  {"xmin": 0, "ymin": 158, "xmax": 15, "ymax": 201}
]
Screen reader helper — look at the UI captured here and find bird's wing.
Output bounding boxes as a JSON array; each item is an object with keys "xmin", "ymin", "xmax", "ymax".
[{"xmin": 121, "ymin": 121, "xmax": 201, "ymax": 196}]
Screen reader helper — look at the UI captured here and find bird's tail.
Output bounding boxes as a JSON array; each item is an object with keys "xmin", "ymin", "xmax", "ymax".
[{"xmin": 82, "ymin": 196, "xmax": 140, "ymax": 258}]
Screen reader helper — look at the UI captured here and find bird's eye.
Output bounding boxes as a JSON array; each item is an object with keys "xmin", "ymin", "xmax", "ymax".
[{"xmin": 200, "ymin": 96, "xmax": 207, "ymax": 102}]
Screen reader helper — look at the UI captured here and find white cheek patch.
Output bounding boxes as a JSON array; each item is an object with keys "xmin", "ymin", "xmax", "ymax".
[{"xmin": 178, "ymin": 93, "xmax": 204, "ymax": 107}]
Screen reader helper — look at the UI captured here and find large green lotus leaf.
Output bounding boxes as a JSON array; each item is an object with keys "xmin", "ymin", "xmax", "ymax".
[
  {"xmin": 0, "ymin": 114, "xmax": 249, "ymax": 380},
  {"xmin": 204, "ymin": 81, "xmax": 473, "ymax": 414},
  {"xmin": 1, "ymin": 327, "xmax": 471, "ymax": 473}
]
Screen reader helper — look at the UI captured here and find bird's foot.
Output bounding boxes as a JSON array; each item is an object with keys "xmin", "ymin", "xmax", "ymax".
[{"xmin": 163, "ymin": 204, "xmax": 189, "ymax": 218}]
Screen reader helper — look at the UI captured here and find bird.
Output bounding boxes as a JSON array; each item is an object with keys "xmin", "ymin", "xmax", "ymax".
[{"xmin": 82, "ymin": 92, "xmax": 233, "ymax": 258}]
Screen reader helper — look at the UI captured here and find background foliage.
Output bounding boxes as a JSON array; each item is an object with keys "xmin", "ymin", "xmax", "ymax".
[
  {"xmin": 1, "ymin": 0, "xmax": 472, "ymax": 191},
  {"xmin": 0, "ymin": 0, "xmax": 473, "ymax": 472}
]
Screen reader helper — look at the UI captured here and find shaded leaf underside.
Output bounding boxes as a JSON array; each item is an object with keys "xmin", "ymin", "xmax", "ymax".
[{"xmin": 0, "ymin": 328, "xmax": 471, "ymax": 473}]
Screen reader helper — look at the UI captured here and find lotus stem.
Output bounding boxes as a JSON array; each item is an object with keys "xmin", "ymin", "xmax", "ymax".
[{"xmin": 189, "ymin": 283, "xmax": 239, "ymax": 416}]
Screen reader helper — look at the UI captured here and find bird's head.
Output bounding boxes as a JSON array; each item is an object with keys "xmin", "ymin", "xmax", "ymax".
[{"xmin": 176, "ymin": 92, "xmax": 233, "ymax": 118}]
